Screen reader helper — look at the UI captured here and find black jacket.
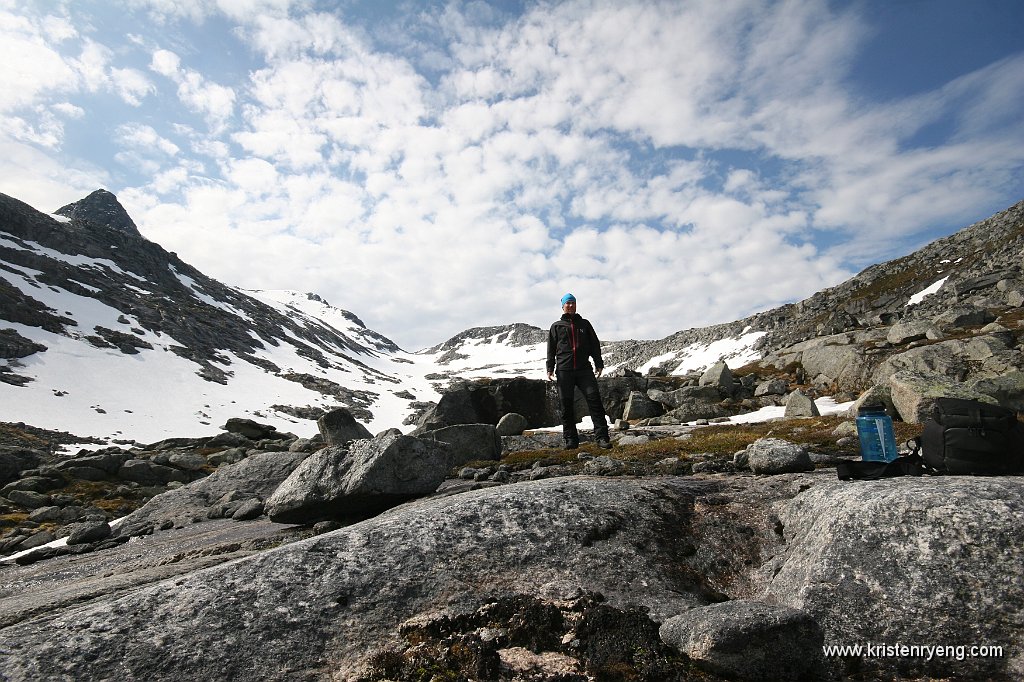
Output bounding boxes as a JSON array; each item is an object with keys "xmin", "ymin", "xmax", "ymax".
[{"xmin": 547, "ymin": 313, "xmax": 604, "ymax": 373}]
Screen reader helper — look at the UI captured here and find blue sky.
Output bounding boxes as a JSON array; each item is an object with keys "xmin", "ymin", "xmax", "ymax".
[{"xmin": 1, "ymin": 0, "xmax": 1022, "ymax": 351}]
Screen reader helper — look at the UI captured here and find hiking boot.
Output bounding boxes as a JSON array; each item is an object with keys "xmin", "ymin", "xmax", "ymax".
[
  {"xmin": 564, "ymin": 439, "xmax": 580, "ymax": 450},
  {"xmin": 596, "ymin": 437, "xmax": 612, "ymax": 450}
]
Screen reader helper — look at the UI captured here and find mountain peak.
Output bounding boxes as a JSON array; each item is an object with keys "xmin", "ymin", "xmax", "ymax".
[{"xmin": 55, "ymin": 189, "xmax": 140, "ymax": 236}]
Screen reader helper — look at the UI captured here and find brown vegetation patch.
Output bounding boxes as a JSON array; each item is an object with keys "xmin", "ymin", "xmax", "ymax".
[{"xmin": 491, "ymin": 416, "xmax": 923, "ymax": 474}]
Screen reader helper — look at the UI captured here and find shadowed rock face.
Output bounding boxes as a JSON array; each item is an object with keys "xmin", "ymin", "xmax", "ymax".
[{"xmin": 54, "ymin": 189, "xmax": 140, "ymax": 236}]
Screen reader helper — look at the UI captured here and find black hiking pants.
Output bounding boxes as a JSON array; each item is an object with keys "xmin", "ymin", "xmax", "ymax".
[{"xmin": 556, "ymin": 368, "xmax": 609, "ymax": 444}]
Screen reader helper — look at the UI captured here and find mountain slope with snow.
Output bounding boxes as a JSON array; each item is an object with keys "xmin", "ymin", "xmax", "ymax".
[
  {"xmin": 0, "ymin": 191, "xmax": 444, "ymax": 443},
  {"xmin": 3, "ymin": 189, "xmax": 1023, "ymax": 446}
]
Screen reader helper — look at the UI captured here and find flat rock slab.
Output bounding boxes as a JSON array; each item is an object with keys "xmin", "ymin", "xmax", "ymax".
[{"xmin": 0, "ymin": 519, "xmax": 305, "ymax": 629}]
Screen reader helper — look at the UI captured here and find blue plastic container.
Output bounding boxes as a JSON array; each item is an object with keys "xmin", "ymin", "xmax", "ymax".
[{"xmin": 857, "ymin": 404, "xmax": 899, "ymax": 462}]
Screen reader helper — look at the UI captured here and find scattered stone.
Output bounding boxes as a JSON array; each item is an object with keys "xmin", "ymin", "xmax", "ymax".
[
  {"xmin": 118, "ymin": 459, "xmax": 189, "ymax": 486},
  {"xmin": 5, "ymin": 490, "xmax": 51, "ymax": 509},
  {"xmin": 783, "ymin": 389, "xmax": 820, "ymax": 418},
  {"xmin": 0, "ymin": 447, "xmax": 45, "ymax": 487},
  {"xmin": 691, "ymin": 459, "xmax": 737, "ymax": 474},
  {"xmin": 744, "ymin": 438, "xmax": 814, "ymax": 475},
  {"xmin": 1, "ymin": 475, "xmax": 65, "ymax": 495},
  {"xmin": 655, "ymin": 457, "xmax": 690, "ymax": 475},
  {"xmin": 206, "ymin": 432, "xmax": 253, "ymax": 448},
  {"xmin": 231, "ymin": 499, "xmax": 264, "ymax": 521},
  {"xmin": 495, "ymin": 412, "xmax": 529, "ymax": 436},
  {"xmin": 207, "ymin": 447, "xmax": 248, "ymax": 466},
  {"xmin": 288, "ymin": 438, "xmax": 316, "ymax": 453},
  {"xmin": 168, "ymin": 452, "xmax": 208, "ymax": 471},
  {"xmin": 223, "ymin": 418, "xmax": 278, "ymax": 441},
  {"xmin": 582, "ymin": 455, "xmax": 625, "ymax": 476},
  {"xmin": 660, "ymin": 600, "xmax": 826, "ymax": 681},
  {"xmin": 419, "ymin": 423, "xmax": 501, "ymax": 466},
  {"xmin": 753, "ymin": 379, "xmax": 788, "ymax": 397},
  {"xmin": 886, "ymin": 320, "xmax": 937, "ymax": 345},
  {"xmin": 14, "ymin": 529, "xmax": 56, "ymax": 551},
  {"xmin": 66, "ymin": 521, "xmax": 112, "ymax": 545}
]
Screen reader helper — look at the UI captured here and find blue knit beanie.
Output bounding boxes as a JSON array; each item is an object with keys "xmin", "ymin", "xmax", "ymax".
[{"xmin": 561, "ymin": 293, "xmax": 576, "ymax": 306}]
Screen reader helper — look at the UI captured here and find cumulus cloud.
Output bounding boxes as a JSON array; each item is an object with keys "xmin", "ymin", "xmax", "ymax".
[
  {"xmin": 0, "ymin": 11, "xmax": 80, "ymax": 112},
  {"xmin": 150, "ymin": 48, "xmax": 236, "ymax": 129},
  {"xmin": 2, "ymin": 0, "xmax": 1022, "ymax": 350}
]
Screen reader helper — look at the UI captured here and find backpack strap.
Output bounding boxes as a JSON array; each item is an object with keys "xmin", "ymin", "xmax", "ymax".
[{"xmin": 837, "ymin": 452, "xmax": 927, "ymax": 481}]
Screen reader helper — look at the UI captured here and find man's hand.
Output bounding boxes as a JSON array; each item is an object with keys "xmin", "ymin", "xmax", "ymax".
[
  {"xmin": 547, "ymin": 371, "xmax": 553, "ymax": 381},
  {"xmin": 595, "ymin": 367, "xmax": 603, "ymax": 377}
]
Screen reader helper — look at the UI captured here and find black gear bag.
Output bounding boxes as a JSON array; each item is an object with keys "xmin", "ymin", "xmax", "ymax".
[{"xmin": 919, "ymin": 397, "xmax": 1024, "ymax": 475}]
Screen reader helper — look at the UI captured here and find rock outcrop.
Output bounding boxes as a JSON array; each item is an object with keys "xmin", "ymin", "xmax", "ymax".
[
  {"xmin": 0, "ymin": 477, "xmax": 730, "ymax": 680},
  {"xmin": 766, "ymin": 476, "xmax": 1024, "ymax": 680},
  {"xmin": 265, "ymin": 433, "xmax": 452, "ymax": 524},
  {"xmin": 112, "ymin": 450, "xmax": 309, "ymax": 538},
  {"xmin": 2, "ymin": 471, "xmax": 1022, "ymax": 680}
]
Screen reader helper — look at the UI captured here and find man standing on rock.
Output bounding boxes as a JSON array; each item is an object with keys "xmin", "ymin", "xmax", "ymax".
[{"xmin": 547, "ymin": 293, "xmax": 612, "ymax": 450}]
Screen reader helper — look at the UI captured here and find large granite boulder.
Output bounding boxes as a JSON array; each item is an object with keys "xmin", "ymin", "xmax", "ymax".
[
  {"xmin": 783, "ymin": 389, "xmax": 820, "ymax": 418},
  {"xmin": 265, "ymin": 433, "xmax": 453, "ymax": 523},
  {"xmin": 418, "ymin": 424, "xmax": 501, "ymax": 466},
  {"xmin": 416, "ymin": 377, "xmax": 557, "ymax": 430},
  {"xmin": 873, "ymin": 336, "xmax": 1024, "ymax": 389},
  {"xmin": 3, "ymin": 461, "xmax": 1023, "ymax": 680},
  {"xmin": 766, "ymin": 476, "xmax": 1024, "ymax": 680},
  {"xmin": 700, "ymin": 361, "xmax": 735, "ymax": 396},
  {"xmin": 594, "ymin": 376, "xmax": 650, "ymax": 420},
  {"xmin": 622, "ymin": 391, "xmax": 664, "ymax": 420},
  {"xmin": 970, "ymin": 370, "xmax": 1024, "ymax": 412},
  {"xmin": 0, "ymin": 448, "xmax": 45, "ymax": 487},
  {"xmin": 887, "ymin": 370, "xmax": 998, "ymax": 423},
  {"xmin": 413, "ymin": 377, "xmax": 648, "ymax": 431},
  {"xmin": 316, "ymin": 407, "xmax": 372, "ymax": 445}
]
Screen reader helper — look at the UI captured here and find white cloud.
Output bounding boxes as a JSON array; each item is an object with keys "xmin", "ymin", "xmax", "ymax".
[
  {"xmin": 150, "ymin": 47, "xmax": 235, "ymax": 127},
  {"xmin": 0, "ymin": 108, "xmax": 66, "ymax": 148},
  {"xmin": 110, "ymin": 67, "xmax": 155, "ymax": 105},
  {"xmin": 117, "ymin": 123, "xmax": 180, "ymax": 156},
  {"xmin": 0, "ymin": 134, "xmax": 107, "ymax": 210},
  {"xmin": 150, "ymin": 48, "xmax": 181, "ymax": 76},
  {"xmin": 3, "ymin": 0, "xmax": 1023, "ymax": 351},
  {"xmin": 0, "ymin": 11, "xmax": 80, "ymax": 112}
]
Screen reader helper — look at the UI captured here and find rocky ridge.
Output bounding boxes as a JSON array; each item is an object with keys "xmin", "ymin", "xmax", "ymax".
[{"xmin": 604, "ymin": 199, "xmax": 1024, "ymax": 383}]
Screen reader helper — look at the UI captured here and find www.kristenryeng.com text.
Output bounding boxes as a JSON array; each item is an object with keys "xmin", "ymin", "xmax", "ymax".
[{"xmin": 822, "ymin": 642, "xmax": 1004, "ymax": 662}]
